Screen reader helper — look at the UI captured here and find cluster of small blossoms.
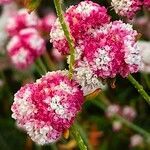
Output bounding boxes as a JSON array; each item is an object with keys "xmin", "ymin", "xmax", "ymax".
[
  {"xmin": 138, "ymin": 41, "xmax": 150, "ymax": 72},
  {"xmin": 111, "ymin": 0, "xmax": 142, "ymax": 19},
  {"xmin": 130, "ymin": 134, "xmax": 143, "ymax": 147},
  {"xmin": 6, "ymin": 9, "xmax": 39, "ymax": 37},
  {"xmin": 106, "ymin": 104, "xmax": 137, "ymax": 131},
  {"xmin": 50, "ymin": 0, "xmax": 110, "ymax": 55},
  {"xmin": 106, "ymin": 104, "xmax": 137, "ymax": 121},
  {"xmin": 50, "ymin": 1, "xmax": 141, "ymax": 95},
  {"xmin": 143, "ymin": 0, "xmax": 150, "ymax": 9},
  {"xmin": 7, "ymin": 28, "xmax": 45, "ymax": 69},
  {"xmin": 84, "ymin": 21, "xmax": 141, "ymax": 78},
  {"xmin": 11, "ymin": 70, "xmax": 84, "ymax": 145},
  {"xmin": 0, "ymin": 0, "xmax": 12, "ymax": 5},
  {"xmin": 38, "ymin": 12, "xmax": 56, "ymax": 33}
]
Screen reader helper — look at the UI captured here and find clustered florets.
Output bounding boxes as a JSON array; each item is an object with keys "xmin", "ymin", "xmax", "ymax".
[
  {"xmin": 143, "ymin": 0, "xmax": 150, "ymax": 9},
  {"xmin": 50, "ymin": 1, "xmax": 141, "ymax": 88},
  {"xmin": 0, "ymin": 0, "xmax": 12, "ymax": 4},
  {"xmin": 11, "ymin": 71, "xmax": 84, "ymax": 145},
  {"xmin": 11, "ymin": 0, "xmax": 143, "ymax": 145},
  {"xmin": 111, "ymin": 0, "xmax": 142, "ymax": 19},
  {"xmin": 7, "ymin": 28, "xmax": 45, "ymax": 69}
]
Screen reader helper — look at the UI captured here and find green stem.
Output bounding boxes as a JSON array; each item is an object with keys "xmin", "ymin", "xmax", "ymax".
[
  {"xmin": 53, "ymin": 1, "xmax": 87, "ymax": 149},
  {"xmin": 71, "ymin": 123, "xmax": 88, "ymax": 150},
  {"xmin": 43, "ymin": 51, "xmax": 56, "ymax": 71},
  {"xmin": 36, "ymin": 58, "xmax": 47, "ymax": 74},
  {"xmin": 53, "ymin": 0, "xmax": 75, "ymax": 78},
  {"xmin": 128, "ymin": 74, "xmax": 150, "ymax": 105}
]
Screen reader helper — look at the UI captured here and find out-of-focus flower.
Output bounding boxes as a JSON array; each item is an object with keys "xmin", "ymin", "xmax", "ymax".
[
  {"xmin": 0, "ymin": 2, "xmax": 17, "ymax": 50},
  {"xmin": 112, "ymin": 120, "xmax": 122, "ymax": 132},
  {"xmin": 111, "ymin": 0, "xmax": 142, "ymax": 19},
  {"xmin": 0, "ymin": 0, "xmax": 12, "ymax": 5},
  {"xmin": 122, "ymin": 106, "xmax": 137, "ymax": 121},
  {"xmin": 51, "ymin": 48, "xmax": 64, "ymax": 62},
  {"xmin": 11, "ymin": 70, "xmax": 84, "ymax": 145},
  {"xmin": 6, "ymin": 8, "xmax": 38, "ymax": 37},
  {"xmin": 38, "ymin": 12, "xmax": 56, "ymax": 33},
  {"xmin": 138, "ymin": 41, "xmax": 150, "ymax": 72},
  {"xmin": 7, "ymin": 28, "xmax": 45, "ymax": 69},
  {"xmin": 106, "ymin": 104, "xmax": 121, "ymax": 117},
  {"xmin": 143, "ymin": 0, "xmax": 150, "ymax": 9},
  {"xmin": 50, "ymin": 0, "xmax": 110, "ymax": 55},
  {"xmin": 130, "ymin": 134, "xmax": 143, "ymax": 147}
]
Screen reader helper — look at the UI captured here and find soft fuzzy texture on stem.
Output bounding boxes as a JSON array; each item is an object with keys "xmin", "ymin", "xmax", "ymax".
[
  {"xmin": 53, "ymin": 0, "xmax": 75, "ymax": 78},
  {"xmin": 71, "ymin": 123, "xmax": 88, "ymax": 150},
  {"xmin": 128, "ymin": 74, "xmax": 150, "ymax": 105}
]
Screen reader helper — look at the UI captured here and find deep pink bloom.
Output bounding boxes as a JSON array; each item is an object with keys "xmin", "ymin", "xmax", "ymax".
[
  {"xmin": 0, "ymin": 0, "xmax": 12, "ymax": 4},
  {"xmin": 11, "ymin": 71, "xmax": 84, "ymax": 144},
  {"xmin": 6, "ymin": 9, "xmax": 38, "ymax": 37},
  {"xmin": 83, "ymin": 21, "xmax": 141, "ymax": 78},
  {"xmin": 50, "ymin": 1, "xmax": 110, "ymax": 55},
  {"xmin": 143, "ymin": 0, "xmax": 150, "ymax": 9},
  {"xmin": 7, "ymin": 28, "xmax": 45, "ymax": 69}
]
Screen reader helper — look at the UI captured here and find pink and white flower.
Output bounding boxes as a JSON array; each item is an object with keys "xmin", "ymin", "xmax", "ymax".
[
  {"xmin": 7, "ymin": 28, "xmax": 45, "ymax": 69},
  {"xmin": 11, "ymin": 70, "xmax": 84, "ymax": 144}
]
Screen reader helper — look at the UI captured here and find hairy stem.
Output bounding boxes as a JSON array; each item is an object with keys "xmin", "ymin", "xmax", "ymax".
[
  {"xmin": 53, "ymin": 0, "xmax": 75, "ymax": 78},
  {"xmin": 128, "ymin": 74, "xmax": 150, "ymax": 105},
  {"xmin": 71, "ymin": 123, "xmax": 88, "ymax": 150}
]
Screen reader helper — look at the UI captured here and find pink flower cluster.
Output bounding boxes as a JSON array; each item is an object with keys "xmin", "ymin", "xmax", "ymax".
[
  {"xmin": 38, "ymin": 12, "xmax": 56, "ymax": 33},
  {"xmin": 106, "ymin": 104, "xmax": 137, "ymax": 121},
  {"xmin": 6, "ymin": 9, "xmax": 48, "ymax": 69},
  {"xmin": 111, "ymin": 0, "xmax": 142, "ymax": 19},
  {"xmin": 50, "ymin": 0, "xmax": 110, "ymax": 55},
  {"xmin": 0, "ymin": 0, "xmax": 12, "ymax": 5},
  {"xmin": 7, "ymin": 28, "xmax": 45, "ymax": 69},
  {"xmin": 6, "ymin": 9, "xmax": 39, "ymax": 37},
  {"xmin": 50, "ymin": 1, "xmax": 141, "ymax": 92},
  {"xmin": 144, "ymin": 0, "xmax": 150, "ymax": 8},
  {"xmin": 11, "ymin": 70, "xmax": 84, "ymax": 145}
]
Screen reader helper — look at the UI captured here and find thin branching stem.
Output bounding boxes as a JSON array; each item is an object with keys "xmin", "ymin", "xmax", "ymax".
[{"xmin": 128, "ymin": 74, "xmax": 150, "ymax": 105}]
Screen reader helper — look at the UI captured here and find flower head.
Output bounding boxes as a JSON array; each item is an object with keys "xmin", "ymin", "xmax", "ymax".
[
  {"xmin": 111, "ymin": 0, "xmax": 142, "ymax": 19},
  {"xmin": 7, "ymin": 28, "xmax": 45, "ymax": 69},
  {"xmin": 83, "ymin": 21, "xmax": 141, "ymax": 78},
  {"xmin": 50, "ymin": 1, "xmax": 110, "ymax": 55},
  {"xmin": 11, "ymin": 70, "xmax": 84, "ymax": 144},
  {"xmin": 6, "ymin": 9, "xmax": 38, "ymax": 37}
]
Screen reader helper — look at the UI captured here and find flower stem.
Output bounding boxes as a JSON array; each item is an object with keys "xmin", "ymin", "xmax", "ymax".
[
  {"xmin": 128, "ymin": 74, "xmax": 150, "ymax": 105},
  {"xmin": 71, "ymin": 123, "xmax": 88, "ymax": 150},
  {"xmin": 36, "ymin": 58, "xmax": 47, "ymax": 74},
  {"xmin": 53, "ymin": 1, "xmax": 88, "ymax": 149},
  {"xmin": 53, "ymin": 0, "xmax": 75, "ymax": 79}
]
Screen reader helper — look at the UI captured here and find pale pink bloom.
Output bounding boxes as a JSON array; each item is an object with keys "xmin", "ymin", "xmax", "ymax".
[
  {"xmin": 106, "ymin": 104, "xmax": 121, "ymax": 117},
  {"xmin": 112, "ymin": 121, "xmax": 122, "ymax": 132},
  {"xmin": 111, "ymin": 0, "xmax": 142, "ymax": 19},
  {"xmin": 138, "ymin": 41, "xmax": 150, "ymax": 73},
  {"xmin": 130, "ymin": 134, "xmax": 143, "ymax": 147},
  {"xmin": 7, "ymin": 28, "xmax": 45, "ymax": 69},
  {"xmin": 122, "ymin": 106, "xmax": 137, "ymax": 121}
]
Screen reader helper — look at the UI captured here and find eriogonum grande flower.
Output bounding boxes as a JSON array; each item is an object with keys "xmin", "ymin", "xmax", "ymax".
[
  {"xmin": 83, "ymin": 21, "xmax": 141, "ymax": 78},
  {"xmin": 11, "ymin": 70, "xmax": 84, "ymax": 144},
  {"xmin": 143, "ymin": 0, "xmax": 150, "ymax": 9},
  {"xmin": 7, "ymin": 28, "xmax": 45, "ymax": 69},
  {"xmin": 6, "ymin": 8, "xmax": 38, "ymax": 37},
  {"xmin": 0, "ymin": 0, "xmax": 12, "ymax": 4},
  {"xmin": 50, "ymin": 0, "xmax": 110, "ymax": 55},
  {"xmin": 111, "ymin": 0, "xmax": 142, "ymax": 19}
]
